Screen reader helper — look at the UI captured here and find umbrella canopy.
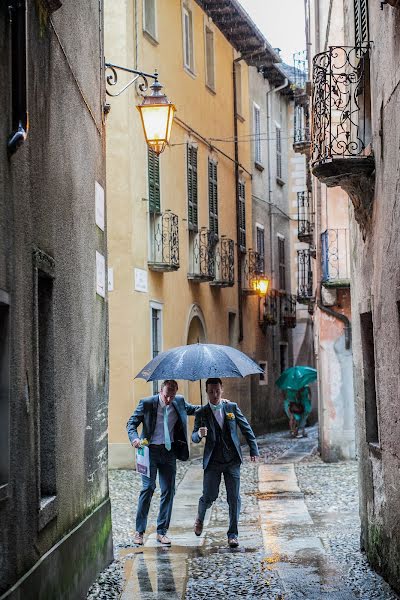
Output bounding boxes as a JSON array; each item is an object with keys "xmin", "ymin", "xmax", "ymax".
[
  {"xmin": 275, "ymin": 366, "xmax": 317, "ymax": 391},
  {"xmin": 135, "ymin": 343, "xmax": 264, "ymax": 382}
]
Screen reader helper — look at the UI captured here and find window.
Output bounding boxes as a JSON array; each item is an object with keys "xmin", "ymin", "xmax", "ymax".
[
  {"xmin": 187, "ymin": 145, "xmax": 198, "ymax": 230},
  {"xmin": 256, "ymin": 225, "xmax": 265, "ymax": 272},
  {"xmin": 208, "ymin": 159, "xmax": 218, "ymax": 236},
  {"xmin": 33, "ymin": 249, "xmax": 57, "ymax": 525},
  {"xmin": 143, "ymin": 0, "xmax": 157, "ymax": 41},
  {"xmin": 354, "ymin": 0, "xmax": 369, "ymax": 46},
  {"xmin": 148, "ymin": 148, "xmax": 160, "ymax": 213},
  {"xmin": 259, "ymin": 361, "xmax": 268, "ymax": 385},
  {"xmin": 151, "ymin": 304, "xmax": 163, "ymax": 394},
  {"xmin": 228, "ymin": 312, "xmax": 237, "ymax": 347},
  {"xmin": 253, "ymin": 104, "xmax": 261, "ymax": 165},
  {"xmin": 360, "ymin": 311, "xmax": 379, "ymax": 444},
  {"xmin": 0, "ymin": 291, "xmax": 10, "ymax": 498},
  {"xmin": 205, "ymin": 26, "xmax": 215, "ymax": 90},
  {"xmin": 278, "ymin": 236, "xmax": 286, "ymax": 291},
  {"xmin": 8, "ymin": 0, "xmax": 28, "ymax": 155},
  {"xmin": 183, "ymin": 5, "xmax": 194, "ymax": 72},
  {"xmin": 238, "ymin": 181, "xmax": 246, "ymax": 251},
  {"xmin": 235, "ymin": 62, "xmax": 242, "ymax": 117},
  {"xmin": 276, "ymin": 125, "xmax": 282, "ymax": 181}
]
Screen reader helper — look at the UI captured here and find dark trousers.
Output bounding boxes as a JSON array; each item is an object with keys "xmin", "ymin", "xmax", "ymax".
[
  {"xmin": 197, "ymin": 461, "xmax": 241, "ymax": 538},
  {"xmin": 136, "ymin": 445, "xmax": 176, "ymax": 535}
]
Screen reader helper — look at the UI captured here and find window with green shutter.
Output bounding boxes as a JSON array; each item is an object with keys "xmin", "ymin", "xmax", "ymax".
[
  {"xmin": 238, "ymin": 181, "xmax": 246, "ymax": 251},
  {"xmin": 187, "ymin": 145, "xmax": 198, "ymax": 230},
  {"xmin": 354, "ymin": 0, "xmax": 369, "ymax": 46},
  {"xmin": 148, "ymin": 148, "xmax": 160, "ymax": 213},
  {"xmin": 208, "ymin": 159, "xmax": 218, "ymax": 236}
]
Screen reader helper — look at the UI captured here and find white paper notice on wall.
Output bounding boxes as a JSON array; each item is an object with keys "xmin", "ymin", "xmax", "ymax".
[
  {"xmin": 134, "ymin": 268, "xmax": 148, "ymax": 293},
  {"xmin": 95, "ymin": 181, "xmax": 105, "ymax": 231},
  {"xmin": 96, "ymin": 251, "xmax": 106, "ymax": 298},
  {"xmin": 108, "ymin": 267, "xmax": 114, "ymax": 291}
]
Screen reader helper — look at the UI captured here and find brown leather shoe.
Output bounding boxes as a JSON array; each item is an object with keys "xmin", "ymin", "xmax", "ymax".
[
  {"xmin": 133, "ymin": 531, "xmax": 144, "ymax": 545},
  {"xmin": 228, "ymin": 537, "xmax": 239, "ymax": 548},
  {"xmin": 156, "ymin": 534, "xmax": 171, "ymax": 546},
  {"xmin": 194, "ymin": 517, "xmax": 203, "ymax": 536}
]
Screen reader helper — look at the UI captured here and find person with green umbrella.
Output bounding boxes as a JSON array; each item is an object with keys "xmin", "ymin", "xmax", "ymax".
[{"xmin": 276, "ymin": 366, "xmax": 317, "ymax": 438}]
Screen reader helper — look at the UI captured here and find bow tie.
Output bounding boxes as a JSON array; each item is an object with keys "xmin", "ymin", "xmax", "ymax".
[{"xmin": 210, "ymin": 403, "xmax": 224, "ymax": 411}]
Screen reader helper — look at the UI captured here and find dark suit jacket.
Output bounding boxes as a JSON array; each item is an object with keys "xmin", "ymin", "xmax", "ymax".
[
  {"xmin": 126, "ymin": 395, "xmax": 197, "ymax": 461},
  {"xmin": 192, "ymin": 401, "xmax": 259, "ymax": 470}
]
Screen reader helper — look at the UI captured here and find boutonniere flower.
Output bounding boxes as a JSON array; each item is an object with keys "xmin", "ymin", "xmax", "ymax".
[
  {"xmin": 141, "ymin": 438, "xmax": 149, "ymax": 446},
  {"xmin": 226, "ymin": 412, "xmax": 235, "ymax": 420}
]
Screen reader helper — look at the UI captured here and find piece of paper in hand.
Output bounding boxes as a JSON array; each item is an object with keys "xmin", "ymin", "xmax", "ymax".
[{"xmin": 136, "ymin": 445, "xmax": 150, "ymax": 477}]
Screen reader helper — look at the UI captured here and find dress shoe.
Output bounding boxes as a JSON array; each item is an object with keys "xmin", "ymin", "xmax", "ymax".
[
  {"xmin": 228, "ymin": 536, "xmax": 239, "ymax": 548},
  {"xmin": 194, "ymin": 517, "xmax": 203, "ymax": 536},
  {"xmin": 133, "ymin": 531, "xmax": 144, "ymax": 545},
  {"xmin": 156, "ymin": 533, "xmax": 171, "ymax": 546}
]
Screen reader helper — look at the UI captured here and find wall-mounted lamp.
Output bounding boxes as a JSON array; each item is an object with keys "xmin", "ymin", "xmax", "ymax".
[
  {"xmin": 105, "ymin": 63, "xmax": 176, "ymax": 155},
  {"xmin": 252, "ymin": 276, "xmax": 270, "ymax": 297}
]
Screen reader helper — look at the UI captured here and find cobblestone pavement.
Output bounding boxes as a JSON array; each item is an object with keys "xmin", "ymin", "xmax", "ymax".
[{"xmin": 87, "ymin": 429, "xmax": 399, "ymax": 599}]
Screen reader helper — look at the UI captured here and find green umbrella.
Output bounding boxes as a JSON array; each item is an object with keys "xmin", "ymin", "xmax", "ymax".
[{"xmin": 275, "ymin": 366, "xmax": 317, "ymax": 391}]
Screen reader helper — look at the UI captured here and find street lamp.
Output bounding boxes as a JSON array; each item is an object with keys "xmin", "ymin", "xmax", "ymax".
[
  {"xmin": 105, "ymin": 63, "xmax": 176, "ymax": 155},
  {"xmin": 252, "ymin": 276, "xmax": 270, "ymax": 296}
]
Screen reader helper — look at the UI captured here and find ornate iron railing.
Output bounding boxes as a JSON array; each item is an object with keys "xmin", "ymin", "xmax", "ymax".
[
  {"xmin": 148, "ymin": 211, "xmax": 179, "ymax": 272},
  {"xmin": 297, "ymin": 191, "xmax": 314, "ymax": 242},
  {"xmin": 187, "ymin": 227, "xmax": 215, "ymax": 281},
  {"xmin": 259, "ymin": 289, "xmax": 278, "ymax": 328},
  {"xmin": 242, "ymin": 249, "xmax": 264, "ymax": 293},
  {"xmin": 297, "ymin": 249, "xmax": 313, "ymax": 302},
  {"xmin": 321, "ymin": 228, "xmax": 350, "ymax": 284},
  {"xmin": 280, "ymin": 293, "xmax": 297, "ymax": 328},
  {"xmin": 293, "ymin": 50, "xmax": 308, "ymax": 90},
  {"xmin": 210, "ymin": 236, "xmax": 234, "ymax": 287},
  {"xmin": 312, "ymin": 45, "xmax": 371, "ymax": 164}
]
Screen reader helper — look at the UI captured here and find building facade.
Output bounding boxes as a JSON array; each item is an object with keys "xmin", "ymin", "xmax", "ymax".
[
  {"xmin": 0, "ymin": 1, "xmax": 112, "ymax": 597},
  {"xmin": 309, "ymin": 0, "xmax": 400, "ymax": 591}
]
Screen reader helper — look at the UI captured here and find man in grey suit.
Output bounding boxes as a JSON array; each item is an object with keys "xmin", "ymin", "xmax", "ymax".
[
  {"xmin": 127, "ymin": 380, "xmax": 197, "ymax": 546},
  {"xmin": 192, "ymin": 378, "xmax": 259, "ymax": 547}
]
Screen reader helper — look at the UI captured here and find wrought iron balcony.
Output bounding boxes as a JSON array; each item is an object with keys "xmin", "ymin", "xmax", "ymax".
[
  {"xmin": 321, "ymin": 229, "xmax": 350, "ymax": 287},
  {"xmin": 293, "ymin": 100, "xmax": 311, "ymax": 154},
  {"xmin": 148, "ymin": 211, "xmax": 179, "ymax": 272},
  {"xmin": 259, "ymin": 289, "xmax": 278, "ymax": 330},
  {"xmin": 297, "ymin": 249, "xmax": 314, "ymax": 303},
  {"xmin": 297, "ymin": 191, "xmax": 314, "ymax": 243},
  {"xmin": 293, "ymin": 50, "xmax": 308, "ymax": 91},
  {"xmin": 242, "ymin": 249, "xmax": 264, "ymax": 294},
  {"xmin": 210, "ymin": 236, "xmax": 234, "ymax": 288},
  {"xmin": 311, "ymin": 45, "xmax": 374, "ymax": 186},
  {"xmin": 187, "ymin": 227, "xmax": 215, "ymax": 282},
  {"xmin": 280, "ymin": 293, "xmax": 297, "ymax": 329}
]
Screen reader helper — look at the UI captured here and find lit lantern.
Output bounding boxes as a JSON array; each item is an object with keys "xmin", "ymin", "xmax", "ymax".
[
  {"xmin": 137, "ymin": 79, "xmax": 176, "ymax": 155},
  {"xmin": 252, "ymin": 276, "xmax": 270, "ymax": 296}
]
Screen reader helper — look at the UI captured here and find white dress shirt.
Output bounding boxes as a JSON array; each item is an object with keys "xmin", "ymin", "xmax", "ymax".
[
  {"xmin": 209, "ymin": 401, "xmax": 224, "ymax": 429},
  {"xmin": 150, "ymin": 395, "xmax": 179, "ymax": 445}
]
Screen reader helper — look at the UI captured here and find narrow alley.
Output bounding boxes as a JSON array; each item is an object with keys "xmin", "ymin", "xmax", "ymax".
[{"xmin": 88, "ymin": 429, "xmax": 398, "ymax": 599}]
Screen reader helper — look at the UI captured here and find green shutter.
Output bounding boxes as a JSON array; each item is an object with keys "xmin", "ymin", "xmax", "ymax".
[
  {"xmin": 239, "ymin": 181, "xmax": 246, "ymax": 250},
  {"xmin": 187, "ymin": 145, "xmax": 198, "ymax": 230},
  {"xmin": 148, "ymin": 148, "xmax": 160, "ymax": 213},
  {"xmin": 208, "ymin": 159, "xmax": 218, "ymax": 236}
]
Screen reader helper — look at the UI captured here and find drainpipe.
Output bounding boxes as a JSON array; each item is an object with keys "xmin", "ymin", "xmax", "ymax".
[
  {"xmin": 233, "ymin": 56, "xmax": 244, "ymax": 342},
  {"xmin": 317, "ymin": 283, "xmax": 352, "ymax": 349},
  {"xmin": 266, "ymin": 77, "xmax": 288, "ymax": 362}
]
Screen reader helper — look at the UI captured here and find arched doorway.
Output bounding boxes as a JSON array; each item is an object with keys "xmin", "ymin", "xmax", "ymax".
[{"xmin": 185, "ymin": 305, "xmax": 207, "ymax": 408}]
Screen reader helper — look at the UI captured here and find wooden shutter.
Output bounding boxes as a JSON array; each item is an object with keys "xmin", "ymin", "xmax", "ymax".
[
  {"xmin": 354, "ymin": 0, "xmax": 369, "ymax": 46},
  {"xmin": 238, "ymin": 181, "xmax": 246, "ymax": 250},
  {"xmin": 208, "ymin": 159, "xmax": 218, "ymax": 236},
  {"xmin": 276, "ymin": 126, "xmax": 282, "ymax": 180},
  {"xmin": 278, "ymin": 237, "xmax": 286, "ymax": 291},
  {"xmin": 187, "ymin": 146, "xmax": 198, "ymax": 230},
  {"xmin": 148, "ymin": 148, "xmax": 160, "ymax": 213}
]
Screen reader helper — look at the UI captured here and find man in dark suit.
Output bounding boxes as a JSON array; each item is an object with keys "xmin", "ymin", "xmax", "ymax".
[
  {"xmin": 192, "ymin": 378, "xmax": 259, "ymax": 547},
  {"xmin": 127, "ymin": 379, "xmax": 197, "ymax": 546}
]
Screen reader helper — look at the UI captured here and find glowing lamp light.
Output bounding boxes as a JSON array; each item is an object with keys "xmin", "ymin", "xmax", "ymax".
[
  {"xmin": 252, "ymin": 277, "xmax": 270, "ymax": 296},
  {"xmin": 137, "ymin": 79, "xmax": 176, "ymax": 155}
]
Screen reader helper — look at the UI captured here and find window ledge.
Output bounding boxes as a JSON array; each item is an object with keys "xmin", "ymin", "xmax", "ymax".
[
  {"xmin": 205, "ymin": 83, "xmax": 216, "ymax": 95},
  {"xmin": 236, "ymin": 113, "xmax": 245, "ymax": 123},
  {"xmin": 254, "ymin": 162, "xmax": 264, "ymax": 172},
  {"xmin": 183, "ymin": 65, "xmax": 196, "ymax": 80},
  {"xmin": 38, "ymin": 495, "xmax": 58, "ymax": 530},
  {"xmin": 368, "ymin": 442, "xmax": 382, "ymax": 459},
  {"xmin": 0, "ymin": 483, "xmax": 9, "ymax": 503},
  {"xmin": 276, "ymin": 177, "xmax": 285, "ymax": 187},
  {"xmin": 143, "ymin": 29, "xmax": 159, "ymax": 46}
]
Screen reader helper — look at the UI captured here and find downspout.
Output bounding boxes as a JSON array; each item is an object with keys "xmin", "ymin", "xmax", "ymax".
[
  {"xmin": 233, "ymin": 56, "xmax": 244, "ymax": 342},
  {"xmin": 317, "ymin": 283, "xmax": 352, "ymax": 349}
]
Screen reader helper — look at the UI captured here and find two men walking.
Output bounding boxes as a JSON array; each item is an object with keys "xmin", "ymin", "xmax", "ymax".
[{"xmin": 127, "ymin": 377, "xmax": 258, "ymax": 547}]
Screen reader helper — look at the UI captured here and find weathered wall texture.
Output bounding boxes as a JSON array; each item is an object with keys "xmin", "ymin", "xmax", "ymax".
[
  {"xmin": 0, "ymin": 2, "xmax": 112, "ymax": 597},
  {"xmin": 343, "ymin": 0, "xmax": 400, "ymax": 591}
]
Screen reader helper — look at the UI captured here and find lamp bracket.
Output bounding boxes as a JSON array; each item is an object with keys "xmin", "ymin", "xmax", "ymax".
[{"xmin": 105, "ymin": 62, "xmax": 158, "ymax": 98}]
